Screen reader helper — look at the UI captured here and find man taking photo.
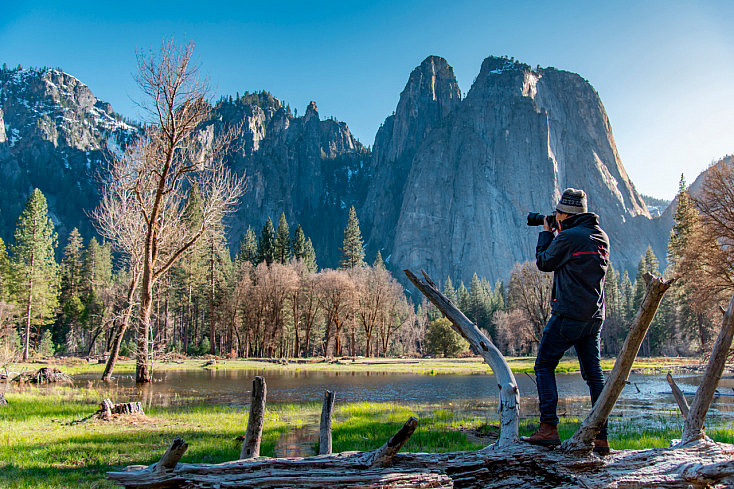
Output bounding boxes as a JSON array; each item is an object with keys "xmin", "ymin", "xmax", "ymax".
[{"xmin": 521, "ymin": 188, "xmax": 611, "ymax": 455}]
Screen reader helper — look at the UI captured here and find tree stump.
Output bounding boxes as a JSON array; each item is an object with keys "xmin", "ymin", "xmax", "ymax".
[{"xmin": 241, "ymin": 376, "xmax": 267, "ymax": 459}]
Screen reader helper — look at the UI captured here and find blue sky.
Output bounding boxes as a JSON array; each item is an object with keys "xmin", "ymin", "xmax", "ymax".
[{"xmin": 1, "ymin": 0, "xmax": 732, "ymax": 199}]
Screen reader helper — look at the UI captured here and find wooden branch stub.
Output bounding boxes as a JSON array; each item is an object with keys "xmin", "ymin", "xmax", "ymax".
[
  {"xmin": 154, "ymin": 437, "xmax": 188, "ymax": 473},
  {"xmin": 666, "ymin": 372, "xmax": 690, "ymax": 418},
  {"xmin": 680, "ymin": 292, "xmax": 734, "ymax": 445},
  {"xmin": 319, "ymin": 390, "xmax": 335, "ymax": 455},
  {"xmin": 241, "ymin": 376, "xmax": 267, "ymax": 459},
  {"xmin": 562, "ymin": 275, "xmax": 674, "ymax": 453},
  {"xmin": 0, "ymin": 392, "xmax": 8, "ymax": 406},
  {"xmin": 405, "ymin": 269, "xmax": 520, "ymax": 447},
  {"xmin": 367, "ymin": 416, "xmax": 418, "ymax": 467}
]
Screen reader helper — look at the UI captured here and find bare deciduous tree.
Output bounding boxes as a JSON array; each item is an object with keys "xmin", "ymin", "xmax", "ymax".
[
  {"xmin": 97, "ymin": 40, "xmax": 244, "ymax": 382},
  {"xmin": 507, "ymin": 261, "xmax": 553, "ymax": 346}
]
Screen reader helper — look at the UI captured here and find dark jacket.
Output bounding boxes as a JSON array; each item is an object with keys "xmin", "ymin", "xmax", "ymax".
[{"xmin": 536, "ymin": 213, "xmax": 609, "ymax": 321}]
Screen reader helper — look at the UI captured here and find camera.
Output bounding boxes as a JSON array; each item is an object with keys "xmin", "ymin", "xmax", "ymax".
[{"xmin": 527, "ymin": 211, "xmax": 557, "ymax": 230}]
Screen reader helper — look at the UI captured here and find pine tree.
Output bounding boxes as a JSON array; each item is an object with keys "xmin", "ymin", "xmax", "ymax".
[
  {"xmin": 668, "ymin": 175, "xmax": 698, "ymax": 273},
  {"xmin": 339, "ymin": 206, "xmax": 365, "ymax": 269},
  {"xmin": 457, "ymin": 282, "xmax": 470, "ymax": 311},
  {"xmin": 258, "ymin": 217, "xmax": 276, "ymax": 266},
  {"xmin": 274, "ymin": 213, "xmax": 291, "ymax": 265},
  {"xmin": 291, "ymin": 224, "xmax": 307, "ymax": 260},
  {"xmin": 60, "ymin": 228, "xmax": 84, "ymax": 303},
  {"xmin": 303, "ymin": 238, "xmax": 318, "ymax": 273},
  {"xmin": 373, "ymin": 250, "xmax": 384, "ymax": 269},
  {"xmin": 11, "ymin": 189, "xmax": 59, "ymax": 360},
  {"xmin": 443, "ymin": 277, "xmax": 457, "ymax": 304},
  {"xmin": 236, "ymin": 226, "xmax": 258, "ymax": 265},
  {"xmin": 0, "ymin": 238, "xmax": 9, "ymax": 301}
]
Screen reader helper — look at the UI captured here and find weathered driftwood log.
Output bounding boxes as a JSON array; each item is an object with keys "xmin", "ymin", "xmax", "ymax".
[
  {"xmin": 241, "ymin": 376, "xmax": 267, "ymax": 459},
  {"xmin": 107, "ymin": 437, "xmax": 734, "ymax": 488},
  {"xmin": 361, "ymin": 417, "xmax": 418, "ymax": 467},
  {"xmin": 667, "ymin": 371, "xmax": 690, "ymax": 418},
  {"xmin": 680, "ymin": 291, "xmax": 734, "ymax": 445},
  {"xmin": 562, "ymin": 273, "xmax": 674, "ymax": 453},
  {"xmin": 405, "ymin": 269, "xmax": 519, "ymax": 447},
  {"xmin": 12, "ymin": 367, "xmax": 71, "ymax": 384},
  {"xmin": 154, "ymin": 437, "xmax": 188, "ymax": 473},
  {"xmin": 319, "ymin": 390, "xmax": 335, "ymax": 455}
]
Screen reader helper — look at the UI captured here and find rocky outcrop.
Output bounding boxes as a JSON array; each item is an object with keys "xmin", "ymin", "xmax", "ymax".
[
  {"xmin": 0, "ymin": 66, "xmax": 136, "ymax": 243},
  {"xmin": 361, "ymin": 56, "xmax": 461, "ymax": 255},
  {"xmin": 376, "ymin": 56, "xmax": 668, "ymax": 283},
  {"xmin": 205, "ymin": 94, "xmax": 369, "ymax": 267}
]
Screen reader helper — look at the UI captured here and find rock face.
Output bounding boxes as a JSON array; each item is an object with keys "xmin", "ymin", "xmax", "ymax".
[
  {"xmin": 0, "ymin": 66, "xmax": 136, "ymax": 242},
  {"xmin": 205, "ymin": 94, "xmax": 369, "ymax": 267},
  {"xmin": 0, "ymin": 59, "xmax": 674, "ymax": 280},
  {"xmin": 367, "ymin": 56, "xmax": 668, "ymax": 283},
  {"xmin": 361, "ymin": 56, "xmax": 461, "ymax": 256}
]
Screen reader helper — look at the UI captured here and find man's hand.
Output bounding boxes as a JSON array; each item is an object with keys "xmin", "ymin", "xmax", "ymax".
[{"xmin": 543, "ymin": 216, "xmax": 553, "ymax": 233}]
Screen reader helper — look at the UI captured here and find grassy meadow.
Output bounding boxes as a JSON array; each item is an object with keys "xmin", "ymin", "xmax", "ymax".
[
  {"xmin": 2, "ymin": 385, "xmax": 732, "ymax": 488},
  {"xmin": 11, "ymin": 355, "xmax": 702, "ymax": 377}
]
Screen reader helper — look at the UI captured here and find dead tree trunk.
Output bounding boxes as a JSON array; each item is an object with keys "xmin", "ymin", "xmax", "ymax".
[
  {"xmin": 319, "ymin": 390, "xmax": 335, "ymax": 455},
  {"xmin": 667, "ymin": 371, "xmax": 690, "ymax": 418},
  {"xmin": 680, "ymin": 291, "xmax": 734, "ymax": 445},
  {"xmin": 405, "ymin": 269, "xmax": 519, "ymax": 447},
  {"xmin": 562, "ymin": 273, "xmax": 674, "ymax": 453},
  {"xmin": 241, "ymin": 376, "xmax": 266, "ymax": 459}
]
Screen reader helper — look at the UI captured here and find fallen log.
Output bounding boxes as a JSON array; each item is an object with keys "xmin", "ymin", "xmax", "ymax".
[
  {"xmin": 107, "ymin": 436, "xmax": 734, "ymax": 488},
  {"xmin": 12, "ymin": 367, "xmax": 71, "ymax": 384}
]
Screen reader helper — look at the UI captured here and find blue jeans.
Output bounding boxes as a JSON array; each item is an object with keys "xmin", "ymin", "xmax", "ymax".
[{"xmin": 534, "ymin": 314, "xmax": 608, "ymax": 439}]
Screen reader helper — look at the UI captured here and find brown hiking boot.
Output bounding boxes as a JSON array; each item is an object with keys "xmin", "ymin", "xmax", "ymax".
[
  {"xmin": 593, "ymin": 438, "xmax": 610, "ymax": 455},
  {"xmin": 520, "ymin": 422, "xmax": 561, "ymax": 447}
]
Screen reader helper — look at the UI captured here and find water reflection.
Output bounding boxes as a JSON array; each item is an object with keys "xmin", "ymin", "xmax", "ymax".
[{"xmin": 64, "ymin": 368, "xmax": 733, "ymax": 421}]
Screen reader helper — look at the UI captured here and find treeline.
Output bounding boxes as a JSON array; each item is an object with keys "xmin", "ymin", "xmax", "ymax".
[
  {"xmin": 0, "ymin": 174, "xmax": 727, "ymax": 365},
  {"xmin": 1, "ymin": 169, "xmax": 731, "ymax": 364}
]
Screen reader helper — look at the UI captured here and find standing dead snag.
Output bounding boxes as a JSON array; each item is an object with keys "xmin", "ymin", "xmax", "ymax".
[
  {"xmin": 241, "ymin": 376, "xmax": 267, "ymax": 459},
  {"xmin": 562, "ymin": 273, "xmax": 674, "ymax": 453},
  {"xmin": 319, "ymin": 390, "xmax": 335, "ymax": 455},
  {"xmin": 680, "ymin": 291, "xmax": 734, "ymax": 445},
  {"xmin": 404, "ymin": 269, "xmax": 519, "ymax": 447}
]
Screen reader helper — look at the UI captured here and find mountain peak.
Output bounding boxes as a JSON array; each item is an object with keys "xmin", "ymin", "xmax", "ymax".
[{"xmin": 305, "ymin": 100, "xmax": 319, "ymax": 121}]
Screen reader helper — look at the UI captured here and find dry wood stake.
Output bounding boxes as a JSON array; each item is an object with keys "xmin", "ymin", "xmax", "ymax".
[
  {"xmin": 241, "ymin": 376, "xmax": 267, "ymax": 459},
  {"xmin": 666, "ymin": 372, "xmax": 690, "ymax": 418},
  {"xmin": 405, "ymin": 269, "xmax": 519, "ymax": 447},
  {"xmin": 364, "ymin": 416, "xmax": 419, "ymax": 467},
  {"xmin": 154, "ymin": 437, "xmax": 188, "ymax": 473},
  {"xmin": 562, "ymin": 273, "xmax": 674, "ymax": 453},
  {"xmin": 319, "ymin": 390, "xmax": 335, "ymax": 455},
  {"xmin": 680, "ymin": 291, "xmax": 734, "ymax": 445}
]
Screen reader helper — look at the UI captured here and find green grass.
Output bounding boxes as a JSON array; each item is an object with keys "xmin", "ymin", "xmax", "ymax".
[
  {"xmin": 3, "ymin": 387, "xmax": 731, "ymax": 488},
  {"xmin": 11, "ymin": 355, "xmax": 700, "ymax": 377}
]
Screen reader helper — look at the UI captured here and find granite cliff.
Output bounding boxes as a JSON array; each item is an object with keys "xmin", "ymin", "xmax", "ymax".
[
  {"xmin": 366, "ymin": 56, "xmax": 669, "ymax": 283},
  {"xmin": 0, "ymin": 58, "xmax": 675, "ymax": 279},
  {"xmin": 0, "ymin": 66, "xmax": 137, "ymax": 242}
]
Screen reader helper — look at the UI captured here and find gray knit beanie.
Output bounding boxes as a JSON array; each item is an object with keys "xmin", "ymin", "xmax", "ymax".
[{"xmin": 556, "ymin": 188, "xmax": 587, "ymax": 214}]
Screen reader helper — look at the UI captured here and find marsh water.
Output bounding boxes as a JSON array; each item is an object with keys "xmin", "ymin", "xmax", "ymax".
[{"xmin": 64, "ymin": 368, "xmax": 734, "ymax": 457}]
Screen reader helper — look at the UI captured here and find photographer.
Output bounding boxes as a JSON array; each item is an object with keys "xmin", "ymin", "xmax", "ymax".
[{"xmin": 521, "ymin": 188, "xmax": 611, "ymax": 455}]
